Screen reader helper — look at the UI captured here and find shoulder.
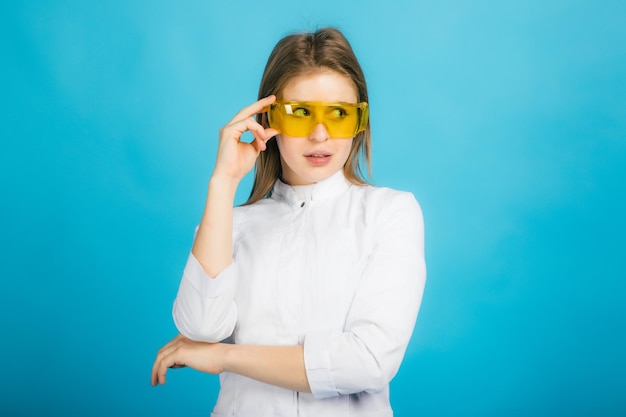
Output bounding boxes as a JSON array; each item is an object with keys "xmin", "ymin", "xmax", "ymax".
[
  {"xmin": 352, "ymin": 184, "xmax": 423, "ymax": 220},
  {"xmin": 348, "ymin": 185, "xmax": 424, "ymax": 253}
]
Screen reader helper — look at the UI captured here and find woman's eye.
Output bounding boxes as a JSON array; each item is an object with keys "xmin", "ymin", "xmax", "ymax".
[
  {"xmin": 330, "ymin": 108, "xmax": 347, "ymax": 118},
  {"xmin": 293, "ymin": 108, "xmax": 311, "ymax": 117}
]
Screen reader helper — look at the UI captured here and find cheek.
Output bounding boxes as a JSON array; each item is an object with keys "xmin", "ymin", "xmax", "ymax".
[
  {"xmin": 276, "ymin": 136, "xmax": 301, "ymax": 162},
  {"xmin": 276, "ymin": 136, "xmax": 289, "ymax": 156},
  {"xmin": 339, "ymin": 140, "xmax": 354, "ymax": 161}
]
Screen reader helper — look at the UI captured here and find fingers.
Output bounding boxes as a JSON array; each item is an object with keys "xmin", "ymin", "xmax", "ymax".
[
  {"xmin": 222, "ymin": 96, "xmax": 277, "ymax": 144},
  {"xmin": 151, "ymin": 336, "xmax": 226, "ymax": 387},
  {"xmin": 151, "ymin": 334, "xmax": 186, "ymax": 386},
  {"xmin": 255, "ymin": 128, "xmax": 279, "ymax": 151},
  {"xmin": 236, "ymin": 116, "xmax": 277, "ymax": 144},
  {"xmin": 219, "ymin": 117, "xmax": 278, "ymax": 155},
  {"xmin": 227, "ymin": 95, "xmax": 276, "ymax": 126},
  {"xmin": 214, "ymin": 96, "xmax": 280, "ymax": 181}
]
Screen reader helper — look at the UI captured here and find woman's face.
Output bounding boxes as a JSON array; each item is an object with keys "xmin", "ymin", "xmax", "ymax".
[{"xmin": 276, "ymin": 70, "xmax": 357, "ymax": 186}]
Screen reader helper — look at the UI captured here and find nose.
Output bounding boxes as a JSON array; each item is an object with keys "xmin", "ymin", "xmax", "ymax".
[{"xmin": 308, "ymin": 123, "xmax": 330, "ymax": 142}]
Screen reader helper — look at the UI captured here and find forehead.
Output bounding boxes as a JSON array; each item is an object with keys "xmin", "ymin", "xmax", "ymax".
[{"xmin": 281, "ymin": 70, "xmax": 358, "ymax": 103}]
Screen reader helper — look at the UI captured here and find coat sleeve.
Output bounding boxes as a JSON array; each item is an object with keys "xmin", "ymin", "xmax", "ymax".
[
  {"xmin": 172, "ymin": 248, "xmax": 239, "ymax": 343},
  {"xmin": 303, "ymin": 191, "xmax": 426, "ymax": 398}
]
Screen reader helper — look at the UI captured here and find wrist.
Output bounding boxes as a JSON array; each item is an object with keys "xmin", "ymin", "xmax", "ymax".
[
  {"xmin": 207, "ymin": 175, "xmax": 240, "ymax": 204},
  {"xmin": 209, "ymin": 173, "xmax": 241, "ymax": 189},
  {"xmin": 220, "ymin": 343, "xmax": 237, "ymax": 374}
]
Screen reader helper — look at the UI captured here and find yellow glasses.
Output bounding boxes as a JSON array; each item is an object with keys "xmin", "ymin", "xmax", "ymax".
[{"xmin": 268, "ymin": 101, "xmax": 369, "ymax": 139}]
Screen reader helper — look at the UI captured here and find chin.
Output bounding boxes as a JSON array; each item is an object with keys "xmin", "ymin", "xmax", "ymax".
[
  {"xmin": 308, "ymin": 169, "xmax": 339, "ymax": 183},
  {"xmin": 287, "ymin": 169, "xmax": 335, "ymax": 185}
]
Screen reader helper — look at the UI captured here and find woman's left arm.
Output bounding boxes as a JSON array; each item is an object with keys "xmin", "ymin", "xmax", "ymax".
[
  {"xmin": 151, "ymin": 335, "xmax": 311, "ymax": 392},
  {"xmin": 152, "ymin": 191, "xmax": 424, "ymax": 394},
  {"xmin": 303, "ymin": 191, "xmax": 426, "ymax": 398}
]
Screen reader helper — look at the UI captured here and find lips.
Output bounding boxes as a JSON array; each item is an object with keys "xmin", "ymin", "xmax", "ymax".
[
  {"xmin": 304, "ymin": 150, "xmax": 332, "ymax": 166},
  {"xmin": 305, "ymin": 152, "xmax": 332, "ymax": 158}
]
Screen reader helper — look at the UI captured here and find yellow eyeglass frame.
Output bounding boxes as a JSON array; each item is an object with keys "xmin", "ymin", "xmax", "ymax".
[{"xmin": 268, "ymin": 101, "xmax": 369, "ymax": 139}]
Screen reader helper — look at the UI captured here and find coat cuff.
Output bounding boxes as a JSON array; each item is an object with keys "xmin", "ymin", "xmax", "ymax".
[{"xmin": 303, "ymin": 331, "xmax": 340, "ymax": 399}]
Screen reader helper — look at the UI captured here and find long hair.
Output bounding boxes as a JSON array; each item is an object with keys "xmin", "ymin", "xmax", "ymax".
[{"xmin": 245, "ymin": 27, "xmax": 371, "ymax": 205}]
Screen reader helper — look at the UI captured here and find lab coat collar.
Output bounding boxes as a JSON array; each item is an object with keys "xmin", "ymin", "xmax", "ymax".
[{"xmin": 272, "ymin": 170, "xmax": 350, "ymax": 206}]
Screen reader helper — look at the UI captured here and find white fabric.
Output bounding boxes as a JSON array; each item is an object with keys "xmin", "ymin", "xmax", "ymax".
[{"xmin": 173, "ymin": 170, "xmax": 426, "ymax": 416}]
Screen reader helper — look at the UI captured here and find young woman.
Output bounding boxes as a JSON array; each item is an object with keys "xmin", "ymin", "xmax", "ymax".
[{"xmin": 152, "ymin": 27, "xmax": 426, "ymax": 416}]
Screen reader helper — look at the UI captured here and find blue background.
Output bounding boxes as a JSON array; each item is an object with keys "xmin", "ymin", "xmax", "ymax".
[{"xmin": 1, "ymin": 1, "xmax": 625, "ymax": 416}]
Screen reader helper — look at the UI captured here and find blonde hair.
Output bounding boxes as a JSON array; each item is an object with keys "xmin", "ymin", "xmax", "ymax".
[{"xmin": 245, "ymin": 27, "xmax": 371, "ymax": 204}]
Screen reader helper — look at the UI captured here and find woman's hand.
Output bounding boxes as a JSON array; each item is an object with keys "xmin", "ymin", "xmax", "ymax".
[
  {"xmin": 188, "ymin": 97, "xmax": 278, "ymax": 278},
  {"xmin": 151, "ymin": 335, "xmax": 311, "ymax": 392},
  {"xmin": 212, "ymin": 95, "xmax": 279, "ymax": 182},
  {"xmin": 151, "ymin": 334, "xmax": 226, "ymax": 386}
]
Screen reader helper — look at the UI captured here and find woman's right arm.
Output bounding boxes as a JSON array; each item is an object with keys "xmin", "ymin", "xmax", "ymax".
[
  {"xmin": 172, "ymin": 96, "xmax": 278, "ymax": 342},
  {"xmin": 194, "ymin": 95, "xmax": 277, "ymax": 277}
]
